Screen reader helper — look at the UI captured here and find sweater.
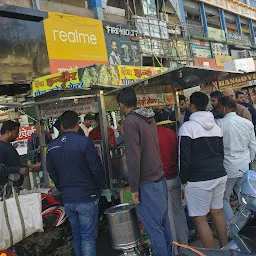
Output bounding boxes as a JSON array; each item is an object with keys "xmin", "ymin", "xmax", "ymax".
[{"xmin": 123, "ymin": 108, "xmax": 164, "ymax": 192}]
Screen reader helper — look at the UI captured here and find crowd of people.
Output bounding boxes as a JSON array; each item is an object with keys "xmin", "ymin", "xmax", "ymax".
[{"xmin": 1, "ymin": 86, "xmax": 256, "ymax": 256}]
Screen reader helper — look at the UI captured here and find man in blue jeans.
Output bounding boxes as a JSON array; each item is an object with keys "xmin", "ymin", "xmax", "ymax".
[
  {"xmin": 46, "ymin": 111, "xmax": 105, "ymax": 256},
  {"xmin": 117, "ymin": 88, "xmax": 172, "ymax": 256}
]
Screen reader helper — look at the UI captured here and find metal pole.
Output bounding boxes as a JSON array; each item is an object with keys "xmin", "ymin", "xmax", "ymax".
[
  {"xmin": 97, "ymin": 90, "xmax": 112, "ymax": 189},
  {"xmin": 200, "ymin": 3, "xmax": 208, "ymax": 37},
  {"xmin": 35, "ymin": 105, "xmax": 49, "ymax": 187},
  {"xmin": 32, "ymin": 0, "xmax": 41, "ymax": 10}
]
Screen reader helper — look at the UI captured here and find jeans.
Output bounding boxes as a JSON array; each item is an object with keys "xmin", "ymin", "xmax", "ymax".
[
  {"xmin": 166, "ymin": 177, "xmax": 189, "ymax": 244},
  {"xmin": 136, "ymin": 178, "xmax": 173, "ymax": 256},
  {"xmin": 64, "ymin": 200, "xmax": 99, "ymax": 256},
  {"xmin": 223, "ymin": 177, "xmax": 243, "ymax": 223}
]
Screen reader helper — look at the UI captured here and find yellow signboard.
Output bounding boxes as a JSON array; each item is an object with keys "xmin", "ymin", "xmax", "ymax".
[
  {"xmin": 44, "ymin": 12, "xmax": 108, "ymax": 73},
  {"xmin": 215, "ymin": 55, "xmax": 232, "ymax": 67},
  {"xmin": 32, "ymin": 65, "xmax": 168, "ymax": 97}
]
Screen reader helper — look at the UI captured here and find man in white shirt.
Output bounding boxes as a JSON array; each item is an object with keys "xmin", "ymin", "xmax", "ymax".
[
  {"xmin": 80, "ymin": 114, "xmax": 94, "ymax": 137},
  {"xmin": 217, "ymin": 96, "xmax": 256, "ymax": 222}
]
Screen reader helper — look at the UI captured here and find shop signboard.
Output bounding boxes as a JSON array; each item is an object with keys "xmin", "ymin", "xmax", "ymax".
[
  {"xmin": 248, "ymin": 50, "xmax": 256, "ymax": 59},
  {"xmin": 32, "ymin": 65, "xmax": 168, "ymax": 97},
  {"xmin": 218, "ymin": 73, "xmax": 256, "ymax": 90},
  {"xmin": 137, "ymin": 93, "xmax": 176, "ymax": 108},
  {"xmin": 103, "ymin": 21, "xmax": 141, "ymax": 66},
  {"xmin": 211, "ymin": 42, "xmax": 229, "ymax": 57},
  {"xmin": 227, "ymin": 31, "xmax": 244, "ymax": 44},
  {"xmin": 141, "ymin": 0, "xmax": 157, "ymax": 16},
  {"xmin": 208, "ymin": 27, "xmax": 226, "ymax": 42},
  {"xmin": 43, "ymin": 12, "xmax": 108, "ymax": 73},
  {"xmin": 198, "ymin": 0, "xmax": 256, "ymax": 21},
  {"xmin": 215, "ymin": 54, "xmax": 232, "ymax": 67},
  {"xmin": 191, "ymin": 40, "xmax": 212, "ymax": 58}
]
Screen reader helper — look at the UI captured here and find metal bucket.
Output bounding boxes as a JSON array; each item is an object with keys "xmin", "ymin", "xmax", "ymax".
[{"xmin": 104, "ymin": 203, "xmax": 141, "ymax": 250}]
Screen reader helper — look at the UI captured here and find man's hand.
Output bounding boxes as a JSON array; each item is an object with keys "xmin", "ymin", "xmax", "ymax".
[
  {"xmin": 20, "ymin": 167, "xmax": 29, "ymax": 176},
  {"xmin": 132, "ymin": 192, "xmax": 140, "ymax": 205},
  {"xmin": 182, "ymin": 183, "xmax": 187, "ymax": 188},
  {"xmin": 36, "ymin": 146, "xmax": 41, "ymax": 154},
  {"xmin": 28, "ymin": 163, "xmax": 41, "ymax": 172}
]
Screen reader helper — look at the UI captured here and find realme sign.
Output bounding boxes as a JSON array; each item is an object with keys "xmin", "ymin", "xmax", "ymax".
[{"xmin": 44, "ymin": 12, "xmax": 108, "ymax": 73}]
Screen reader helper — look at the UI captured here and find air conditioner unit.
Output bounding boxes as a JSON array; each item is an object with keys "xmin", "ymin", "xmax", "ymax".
[{"xmin": 160, "ymin": 12, "xmax": 169, "ymax": 22}]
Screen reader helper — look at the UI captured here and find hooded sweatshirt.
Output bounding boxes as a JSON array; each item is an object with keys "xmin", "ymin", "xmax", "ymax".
[
  {"xmin": 178, "ymin": 111, "xmax": 226, "ymax": 184},
  {"xmin": 123, "ymin": 108, "xmax": 164, "ymax": 192}
]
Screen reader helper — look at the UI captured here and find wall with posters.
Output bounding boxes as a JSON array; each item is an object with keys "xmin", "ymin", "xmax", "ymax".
[
  {"xmin": 43, "ymin": 12, "xmax": 108, "ymax": 73},
  {"xmin": 102, "ymin": 21, "xmax": 141, "ymax": 66}
]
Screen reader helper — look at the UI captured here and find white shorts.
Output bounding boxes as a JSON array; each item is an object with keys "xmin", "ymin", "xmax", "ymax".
[{"xmin": 184, "ymin": 176, "xmax": 227, "ymax": 217}]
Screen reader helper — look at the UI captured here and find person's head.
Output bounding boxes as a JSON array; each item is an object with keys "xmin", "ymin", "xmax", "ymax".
[
  {"xmin": 210, "ymin": 91, "xmax": 222, "ymax": 109},
  {"xmin": 218, "ymin": 96, "xmax": 237, "ymax": 117},
  {"xmin": 111, "ymin": 40, "xmax": 117, "ymax": 53},
  {"xmin": 236, "ymin": 91, "xmax": 246, "ymax": 104},
  {"xmin": 179, "ymin": 95, "xmax": 187, "ymax": 113},
  {"xmin": 223, "ymin": 88, "xmax": 235, "ymax": 99},
  {"xmin": 0, "ymin": 120, "xmax": 20, "ymax": 142},
  {"xmin": 117, "ymin": 87, "xmax": 137, "ymax": 116},
  {"xmin": 59, "ymin": 111, "xmax": 79, "ymax": 133},
  {"xmin": 83, "ymin": 114, "xmax": 94, "ymax": 128},
  {"xmin": 189, "ymin": 92, "xmax": 209, "ymax": 113}
]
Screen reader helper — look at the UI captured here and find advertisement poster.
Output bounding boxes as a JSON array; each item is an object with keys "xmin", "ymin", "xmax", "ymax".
[
  {"xmin": 44, "ymin": 12, "xmax": 108, "ymax": 73},
  {"xmin": 211, "ymin": 42, "xmax": 229, "ymax": 57},
  {"xmin": 207, "ymin": 27, "xmax": 226, "ymax": 42},
  {"xmin": 191, "ymin": 40, "xmax": 212, "ymax": 58},
  {"xmin": 12, "ymin": 126, "xmax": 37, "ymax": 155},
  {"xmin": 103, "ymin": 21, "xmax": 141, "ymax": 66}
]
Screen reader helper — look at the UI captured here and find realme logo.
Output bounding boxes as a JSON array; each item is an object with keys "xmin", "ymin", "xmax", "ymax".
[{"xmin": 52, "ymin": 30, "xmax": 97, "ymax": 44}]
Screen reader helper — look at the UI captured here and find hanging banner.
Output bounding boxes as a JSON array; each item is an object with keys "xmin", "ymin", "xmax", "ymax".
[
  {"xmin": 44, "ymin": 12, "xmax": 108, "ymax": 73},
  {"xmin": 43, "ymin": 98, "xmax": 97, "ymax": 119},
  {"xmin": 103, "ymin": 21, "xmax": 141, "ymax": 66},
  {"xmin": 211, "ymin": 42, "xmax": 229, "ymax": 57},
  {"xmin": 191, "ymin": 40, "xmax": 212, "ymax": 58}
]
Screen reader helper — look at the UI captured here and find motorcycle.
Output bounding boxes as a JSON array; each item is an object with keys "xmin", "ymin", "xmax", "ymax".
[{"xmin": 177, "ymin": 170, "xmax": 256, "ymax": 255}]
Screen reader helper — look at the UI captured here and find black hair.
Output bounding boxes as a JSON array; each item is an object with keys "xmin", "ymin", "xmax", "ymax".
[
  {"xmin": 219, "ymin": 96, "xmax": 237, "ymax": 110},
  {"xmin": 59, "ymin": 111, "xmax": 79, "ymax": 130},
  {"xmin": 190, "ymin": 92, "xmax": 209, "ymax": 111},
  {"xmin": 84, "ymin": 114, "xmax": 94, "ymax": 121},
  {"xmin": 1, "ymin": 120, "xmax": 20, "ymax": 134},
  {"xmin": 179, "ymin": 95, "xmax": 186, "ymax": 102},
  {"xmin": 236, "ymin": 91, "xmax": 245, "ymax": 98},
  {"xmin": 117, "ymin": 87, "xmax": 137, "ymax": 108},
  {"xmin": 210, "ymin": 91, "xmax": 222, "ymax": 99}
]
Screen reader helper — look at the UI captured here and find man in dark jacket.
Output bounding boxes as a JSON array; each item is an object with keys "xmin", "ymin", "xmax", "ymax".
[
  {"xmin": 179, "ymin": 92, "xmax": 228, "ymax": 249},
  {"xmin": 210, "ymin": 91, "xmax": 223, "ymax": 119},
  {"xmin": 236, "ymin": 91, "xmax": 256, "ymax": 127},
  {"xmin": 117, "ymin": 88, "xmax": 172, "ymax": 256},
  {"xmin": 46, "ymin": 111, "xmax": 105, "ymax": 256}
]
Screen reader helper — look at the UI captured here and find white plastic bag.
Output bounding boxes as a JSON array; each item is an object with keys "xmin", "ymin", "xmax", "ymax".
[{"xmin": 0, "ymin": 186, "xmax": 43, "ymax": 250}]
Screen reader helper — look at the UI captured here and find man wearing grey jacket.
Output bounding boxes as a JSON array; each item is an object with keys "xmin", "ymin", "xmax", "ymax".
[{"xmin": 117, "ymin": 87, "xmax": 172, "ymax": 256}]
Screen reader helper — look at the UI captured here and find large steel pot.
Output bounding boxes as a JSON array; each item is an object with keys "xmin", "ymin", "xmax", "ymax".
[{"xmin": 104, "ymin": 203, "xmax": 141, "ymax": 250}]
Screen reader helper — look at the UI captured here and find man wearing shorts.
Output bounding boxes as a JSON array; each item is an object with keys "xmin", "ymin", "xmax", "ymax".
[{"xmin": 179, "ymin": 92, "xmax": 228, "ymax": 248}]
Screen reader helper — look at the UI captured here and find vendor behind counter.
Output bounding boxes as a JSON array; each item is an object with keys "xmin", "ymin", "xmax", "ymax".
[{"xmin": 89, "ymin": 113, "xmax": 116, "ymax": 149}]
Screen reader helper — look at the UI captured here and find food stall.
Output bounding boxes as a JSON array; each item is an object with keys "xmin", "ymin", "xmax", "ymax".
[{"xmin": 30, "ymin": 64, "xmax": 168, "ymax": 198}]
